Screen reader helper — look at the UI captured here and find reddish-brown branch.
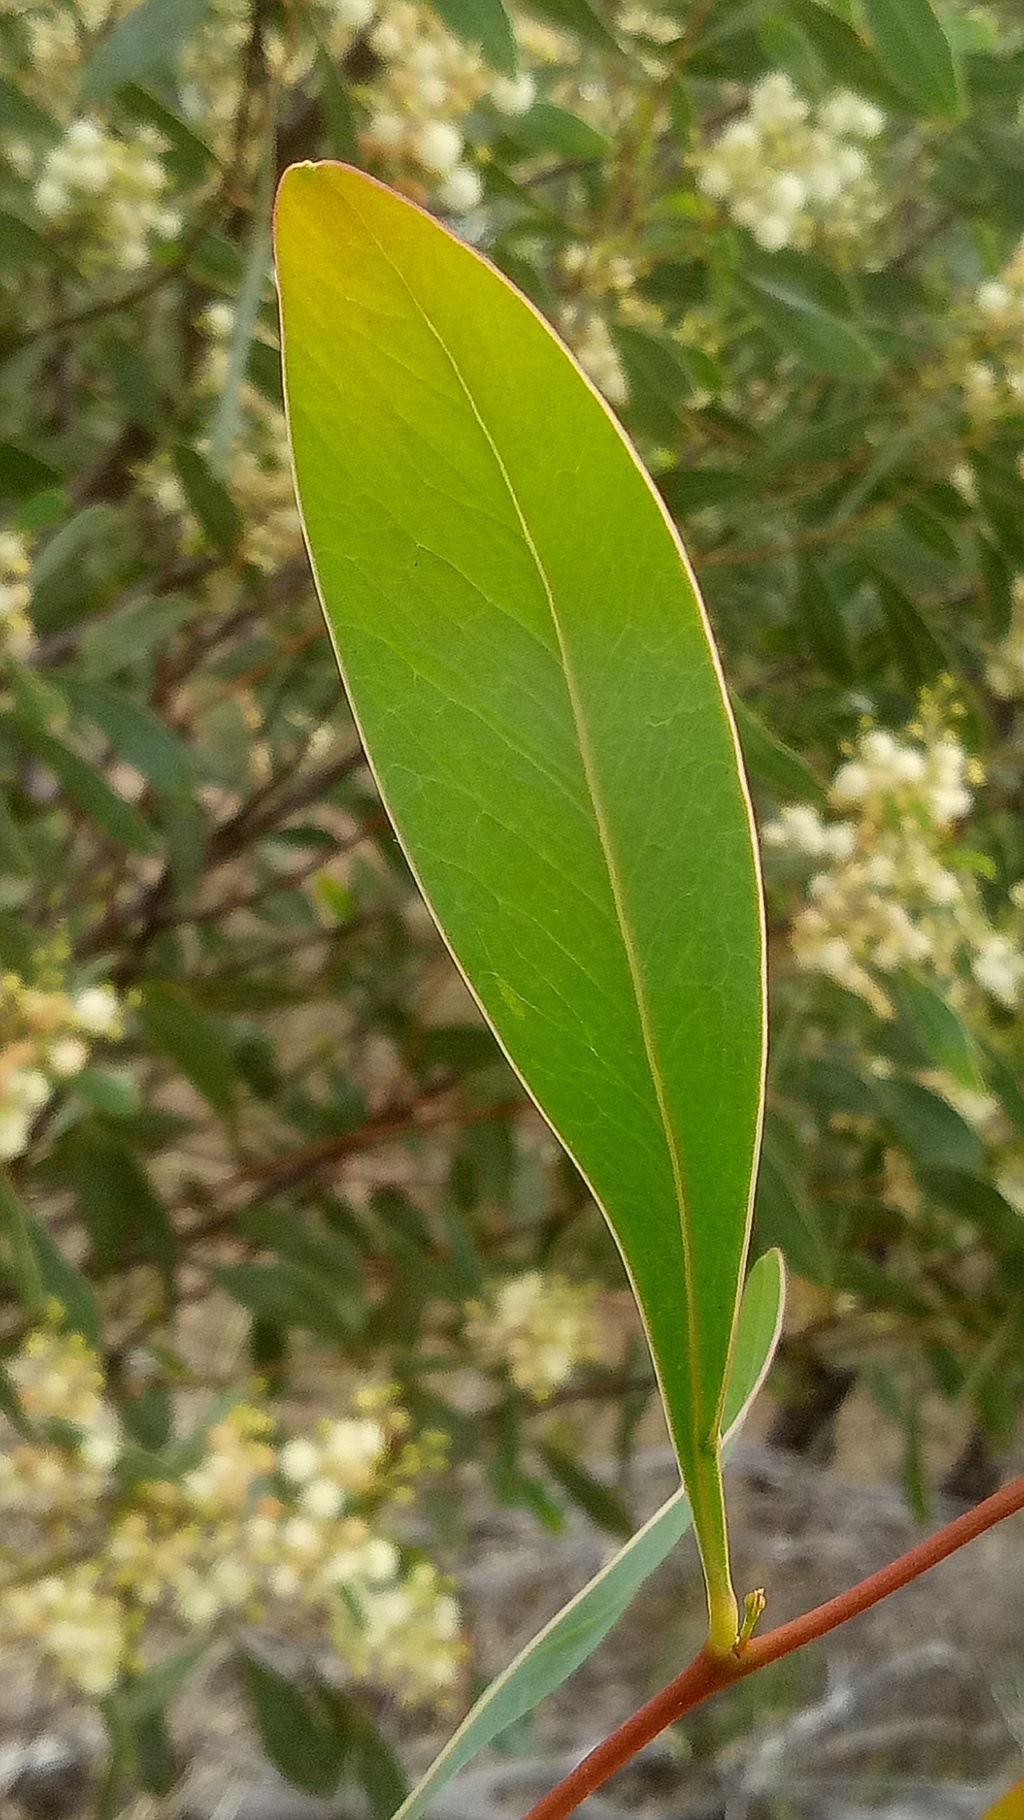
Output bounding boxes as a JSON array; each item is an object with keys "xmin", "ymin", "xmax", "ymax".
[{"xmin": 522, "ymin": 1471, "xmax": 1024, "ymax": 1820}]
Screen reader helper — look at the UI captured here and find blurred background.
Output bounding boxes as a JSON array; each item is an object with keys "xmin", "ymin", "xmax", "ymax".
[{"xmin": 1, "ymin": 0, "xmax": 1024, "ymax": 1813}]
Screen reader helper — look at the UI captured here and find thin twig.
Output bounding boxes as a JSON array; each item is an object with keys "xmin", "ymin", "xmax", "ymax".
[{"xmin": 521, "ymin": 1470, "xmax": 1024, "ymax": 1820}]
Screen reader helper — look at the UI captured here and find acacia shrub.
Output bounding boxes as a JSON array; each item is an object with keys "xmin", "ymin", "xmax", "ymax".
[{"xmin": 0, "ymin": 0, "xmax": 1023, "ymax": 1798}]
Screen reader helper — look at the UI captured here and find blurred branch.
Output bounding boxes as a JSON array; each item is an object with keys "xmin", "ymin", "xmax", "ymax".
[
  {"xmin": 215, "ymin": 1086, "xmax": 524, "ymax": 1207},
  {"xmin": 149, "ymin": 811, "xmax": 380, "ymax": 932},
  {"xmin": 76, "ymin": 740, "xmax": 365, "ymax": 965},
  {"xmin": 1, "ymin": 244, "xmax": 202, "ymax": 362}
]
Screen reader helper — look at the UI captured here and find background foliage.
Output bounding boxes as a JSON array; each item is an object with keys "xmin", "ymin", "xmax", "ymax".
[{"xmin": 2, "ymin": 0, "xmax": 1024, "ymax": 1801}]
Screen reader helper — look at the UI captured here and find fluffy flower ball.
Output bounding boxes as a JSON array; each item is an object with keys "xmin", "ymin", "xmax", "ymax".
[{"xmin": 696, "ymin": 73, "xmax": 884, "ymax": 252}]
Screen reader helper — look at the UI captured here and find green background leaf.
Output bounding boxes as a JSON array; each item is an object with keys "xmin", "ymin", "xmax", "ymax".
[
  {"xmin": 856, "ymin": 0, "xmax": 961, "ymax": 118},
  {"xmin": 743, "ymin": 250, "xmax": 880, "ymax": 379},
  {"xmin": 13, "ymin": 719, "xmax": 160, "ymax": 856},
  {"xmin": 80, "ymin": 0, "xmax": 210, "ymax": 101},
  {"xmin": 428, "ymin": 0, "xmax": 518, "ymax": 74},
  {"xmin": 138, "ymin": 983, "xmax": 237, "ymax": 1116},
  {"xmin": 517, "ymin": 0, "xmax": 619, "ymax": 52},
  {"xmin": 239, "ymin": 1649, "xmax": 349, "ymax": 1797},
  {"xmin": 60, "ymin": 678, "xmax": 191, "ymax": 796},
  {"xmin": 511, "ymin": 103, "xmax": 611, "ymax": 159},
  {"xmin": 889, "ymin": 975, "xmax": 984, "ymax": 1090}
]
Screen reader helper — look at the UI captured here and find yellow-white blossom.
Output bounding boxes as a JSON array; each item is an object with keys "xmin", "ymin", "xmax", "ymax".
[
  {"xmin": 0, "ymin": 1325, "xmax": 461, "ymax": 1710},
  {"xmin": 0, "ymin": 969, "xmax": 123, "ymax": 1161},
  {"xmin": 764, "ymin": 703, "xmax": 1024, "ymax": 1015},
  {"xmin": 491, "ymin": 71, "xmax": 536, "ymax": 115},
  {"xmin": 987, "ymin": 575, "xmax": 1024, "ymax": 700},
  {"xmin": 33, "ymin": 118, "xmax": 179, "ymax": 272},
  {"xmin": 0, "ymin": 531, "xmax": 34, "ymax": 659},
  {"xmin": 959, "ymin": 240, "xmax": 1024, "ymax": 418},
  {"xmin": 558, "ymin": 307, "xmax": 628, "ymax": 403},
  {"xmin": 330, "ymin": 1557, "xmax": 461, "ymax": 1703},
  {"xmin": 696, "ymin": 73, "xmax": 885, "ymax": 252},
  {"xmin": 5, "ymin": 1567, "xmax": 126, "ymax": 1697},
  {"xmin": 142, "ymin": 305, "xmax": 303, "ymax": 572},
  {"xmin": 358, "ymin": 1, "xmax": 518, "ymax": 205},
  {"xmin": 466, "ymin": 1270, "xmax": 603, "ymax": 1400}
]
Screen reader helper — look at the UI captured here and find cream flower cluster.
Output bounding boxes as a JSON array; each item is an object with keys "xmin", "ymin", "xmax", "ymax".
[
  {"xmin": 141, "ymin": 305, "xmax": 303, "ymax": 573},
  {"xmin": 229, "ymin": 417, "xmax": 305, "ymax": 573},
  {"xmin": 31, "ymin": 118, "xmax": 180, "ymax": 273},
  {"xmin": 0, "ymin": 1332, "xmax": 460, "ymax": 1708},
  {"xmin": 986, "ymin": 574, "xmax": 1024, "ymax": 699},
  {"xmin": 0, "ymin": 1327, "xmax": 129, "ymax": 1697},
  {"xmin": 176, "ymin": 0, "xmax": 261, "ymax": 158},
  {"xmin": 9, "ymin": 1326, "xmax": 122, "ymax": 1473},
  {"xmin": 179, "ymin": 0, "xmax": 342, "ymax": 157},
  {"xmin": 557, "ymin": 307, "xmax": 628, "ymax": 403},
  {"xmin": 182, "ymin": 0, "xmax": 531, "ymax": 208},
  {"xmin": 0, "ymin": 0, "xmax": 128, "ymax": 113},
  {"xmin": 764, "ymin": 707, "xmax": 1024, "ymax": 1016},
  {"xmin": 617, "ymin": 5, "xmax": 682, "ymax": 47},
  {"xmin": 177, "ymin": 0, "xmax": 372, "ymax": 162},
  {"xmin": 696, "ymin": 74, "xmax": 885, "ymax": 253},
  {"xmin": 960, "ymin": 239, "xmax": 1024, "ymax": 420},
  {"xmin": 331, "ymin": 1556, "xmax": 460, "ymax": 1699},
  {"xmin": 0, "ymin": 971, "xmax": 122, "ymax": 1161},
  {"xmin": 553, "ymin": 244, "xmax": 643, "ymax": 404},
  {"xmin": 362, "ymin": 1, "xmax": 533, "ymax": 212},
  {"xmin": 0, "ymin": 531, "xmax": 35, "ymax": 660},
  {"xmin": 466, "ymin": 1271, "xmax": 603, "ymax": 1401},
  {"xmin": 6, "ymin": 1567, "xmax": 126, "ymax": 1700},
  {"xmin": 1, "ymin": 4, "xmax": 81, "ymax": 108},
  {"xmin": 200, "ymin": 303, "xmax": 302, "ymax": 573}
]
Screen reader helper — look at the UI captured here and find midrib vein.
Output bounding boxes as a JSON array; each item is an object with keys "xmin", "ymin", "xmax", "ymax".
[{"xmin": 349, "ymin": 199, "xmax": 707, "ymax": 1456}]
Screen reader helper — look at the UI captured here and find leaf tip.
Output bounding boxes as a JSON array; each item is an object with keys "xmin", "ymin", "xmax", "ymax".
[{"xmin": 274, "ymin": 159, "xmax": 349, "ymax": 245}]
